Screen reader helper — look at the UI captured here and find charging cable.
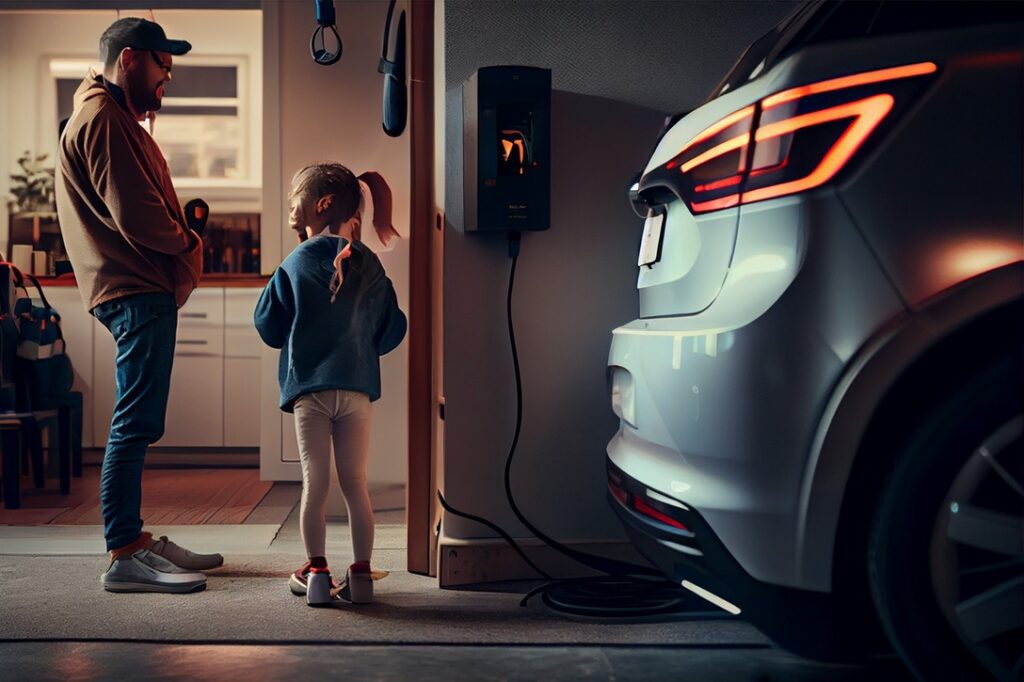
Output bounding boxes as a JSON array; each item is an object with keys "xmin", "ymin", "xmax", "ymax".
[{"xmin": 439, "ymin": 232, "xmax": 730, "ymax": 618}]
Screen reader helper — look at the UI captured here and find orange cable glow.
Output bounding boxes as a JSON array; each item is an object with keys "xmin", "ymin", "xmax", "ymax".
[
  {"xmin": 743, "ymin": 94, "xmax": 893, "ymax": 204},
  {"xmin": 763, "ymin": 61, "xmax": 936, "ymax": 109}
]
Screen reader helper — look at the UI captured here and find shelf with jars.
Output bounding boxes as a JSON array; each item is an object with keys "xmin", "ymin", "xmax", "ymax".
[{"xmin": 5, "ymin": 211, "xmax": 68, "ymax": 277}]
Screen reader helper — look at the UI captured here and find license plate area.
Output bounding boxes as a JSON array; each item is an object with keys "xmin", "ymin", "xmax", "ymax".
[{"xmin": 637, "ymin": 208, "xmax": 666, "ymax": 267}]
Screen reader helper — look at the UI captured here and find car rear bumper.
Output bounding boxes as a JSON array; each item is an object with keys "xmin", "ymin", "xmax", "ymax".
[{"xmin": 607, "ymin": 459, "xmax": 845, "ymax": 659}]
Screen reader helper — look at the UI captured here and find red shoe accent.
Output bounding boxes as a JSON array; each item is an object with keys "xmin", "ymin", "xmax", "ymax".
[
  {"xmin": 110, "ymin": 531, "xmax": 153, "ymax": 559},
  {"xmin": 350, "ymin": 561, "xmax": 371, "ymax": 574}
]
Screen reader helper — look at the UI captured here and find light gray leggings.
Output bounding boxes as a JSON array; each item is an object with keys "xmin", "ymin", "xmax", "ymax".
[{"xmin": 293, "ymin": 389, "xmax": 373, "ymax": 563}]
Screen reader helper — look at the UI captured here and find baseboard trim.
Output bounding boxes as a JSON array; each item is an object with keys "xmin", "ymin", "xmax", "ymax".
[{"xmin": 438, "ymin": 536, "xmax": 654, "ymax": 588}]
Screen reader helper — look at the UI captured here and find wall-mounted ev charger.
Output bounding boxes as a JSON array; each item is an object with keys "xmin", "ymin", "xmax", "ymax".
[{"xmin": 463, "ymin": 66, "xmax": 551, "ymax": 233}]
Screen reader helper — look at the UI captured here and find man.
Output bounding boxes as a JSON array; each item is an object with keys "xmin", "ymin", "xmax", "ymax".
[{"xmin": 55, "ymin": 17, "xmax": 223, "ymax": 593}]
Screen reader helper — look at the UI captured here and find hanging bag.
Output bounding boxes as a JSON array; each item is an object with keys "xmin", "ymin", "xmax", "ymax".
[{"xmin": 10, "ymin": 268, "xmax": 73, "ymax": 410}]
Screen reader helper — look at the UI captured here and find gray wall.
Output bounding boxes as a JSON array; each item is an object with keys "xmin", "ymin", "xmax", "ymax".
[
  {"xmin": 443, "ymin": 86, "xmax": 664, "ymax": 541},
  {"xmin": 440, "ymin": 0, "xmax": 794, "ymax": 544},
  {"xmin": 445, "ymin": 0, "xmax": 798, "ymax": 114}
]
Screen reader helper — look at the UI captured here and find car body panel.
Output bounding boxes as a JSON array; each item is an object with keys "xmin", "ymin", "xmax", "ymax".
[
  {"xmin": 609, "ymin": 192, "xmax": 905, "ymax": 588},
  {"xmin": 797, "ymin": 262, "xmax": 1024, "ymax": 589},
  {"xmin": 838, "ymin": 33, "xmax": 1024, "ymax": 308}
]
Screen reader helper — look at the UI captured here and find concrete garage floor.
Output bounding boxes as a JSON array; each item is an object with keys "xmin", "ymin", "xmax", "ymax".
[{"xmin": 0, "ymin": 487, "xmax": 911, "ymax": 681}]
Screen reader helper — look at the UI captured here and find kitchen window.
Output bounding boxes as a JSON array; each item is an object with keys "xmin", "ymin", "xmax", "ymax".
[{"xmin": 52, "ymin": 55, "xmax": 258, "ymax": 188}]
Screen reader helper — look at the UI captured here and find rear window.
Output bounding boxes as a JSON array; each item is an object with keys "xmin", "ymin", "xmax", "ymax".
[{"xmin": 710, "ymin": 0, "xmax": 1024, "ymax": 101}]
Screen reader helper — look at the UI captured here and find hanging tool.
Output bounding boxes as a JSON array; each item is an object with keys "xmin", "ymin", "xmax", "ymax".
[
  {"xmin": 378, "ymin": 0, "xmax": 407, "ymax": 136},
  {"xmin": 310, "ymin": 0, "xmax": 342, "ymax": 66}
]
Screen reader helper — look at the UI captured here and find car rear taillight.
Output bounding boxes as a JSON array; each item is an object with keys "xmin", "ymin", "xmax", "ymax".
[
  {"xmin": 647, "ymin": 62, "xmax": 937, "ymax": 214},
  {"xmin": 632, "ymin": 497, "xmax": 690, "ymax": 532}
]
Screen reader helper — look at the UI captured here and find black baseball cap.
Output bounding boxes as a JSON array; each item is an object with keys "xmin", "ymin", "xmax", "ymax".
[{"xmin": 99, "ymin": 17, "xmax": 192, "ymax": 63}]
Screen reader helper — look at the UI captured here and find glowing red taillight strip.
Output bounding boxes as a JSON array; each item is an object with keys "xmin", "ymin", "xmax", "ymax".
[
  {"xmin": 633, "ymin": 497, "xmax": 689, "ymax": 530},
  {"xmin": 680, "ymin": 133, "xmax": 749, "ymax": 173},
  {"xmin": 694, "ymin": 175, "xmax": 743, "ymax": 193},
  {"xmin": 744, "ymin": 94, "xmax": 893, "ymax": 203},
  {"xmin": 762, "ymin": 61, "xmax": 937, "ymax": 109},
  {"xmin": 667, "ymin": 106, "xmax": 754, "ymax": 170},
  {"xmin": 684, "ymin": 105, "xmax": 755, "ymax": 151},
  {"xmin": 658, "ymin": 62, "xmax": 936, "ymax": 213}
]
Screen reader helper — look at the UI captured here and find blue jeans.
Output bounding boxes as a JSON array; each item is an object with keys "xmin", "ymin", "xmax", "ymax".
[{"xmin": 93, "ymin": 293, "xmax": 178, "ymax": 551}]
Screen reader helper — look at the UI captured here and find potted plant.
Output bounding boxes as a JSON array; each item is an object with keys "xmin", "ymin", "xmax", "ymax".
[{"xmin": 8, "ymin": 150, "xmax": 56, "ymax": 214}]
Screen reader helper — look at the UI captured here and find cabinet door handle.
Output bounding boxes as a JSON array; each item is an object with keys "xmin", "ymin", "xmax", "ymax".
[
  {"xmin": 181, "ymin": 312, "xmax": 208, "ymax": 319},
  {"xmin": 177, "ymin": 339, "xmax": 208, "ymax": 345}
]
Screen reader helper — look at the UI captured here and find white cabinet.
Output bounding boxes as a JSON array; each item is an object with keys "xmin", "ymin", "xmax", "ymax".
[
  {"xmin": 92, "ymin": 287, "xmax": 263, "ymax": 449},
  {"xmin": 224, "ymin": 289, "xmax": 262, "ymax": 447},
  {"xmin": 156, "ymin": 289, "xmax": 224, "ymax": 447},
  {"xmin": 42, "ymin": 287, "xmax": 94, "ymax": 447},
  {"xmin": 158, "ymin": 354, "xmax": 224, "ymax": 446},
  {"xmin": 225, "ymin": 357, "xmax": 261, "ymax": 446}
]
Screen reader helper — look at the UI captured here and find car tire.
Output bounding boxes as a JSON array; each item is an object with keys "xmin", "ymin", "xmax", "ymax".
[{"xmin": 868, "ymin": 352, "xmax": 1023, "ymax": 682}]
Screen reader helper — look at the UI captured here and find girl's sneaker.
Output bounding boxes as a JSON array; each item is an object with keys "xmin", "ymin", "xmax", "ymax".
[
  {"xmin": 289, "ymin": 560, "xmax": 338, "ymax": 597},
  {"xmin": 336, "ymin": 561, "xmax": 373, "ymax": 604},
  {"xmin": 306, "ymin": 567, "xmax": 334, "ymax": 606}
]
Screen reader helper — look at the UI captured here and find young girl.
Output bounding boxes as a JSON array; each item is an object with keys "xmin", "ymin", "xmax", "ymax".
[{"xmin": 255, "ymin": 163, "xmax": 406, "ymax": 606}]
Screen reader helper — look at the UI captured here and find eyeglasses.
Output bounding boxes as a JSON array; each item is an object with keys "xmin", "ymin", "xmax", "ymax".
[{"xmin": 150, "ymin": 51, "xmax": 172, "ymax": 74}]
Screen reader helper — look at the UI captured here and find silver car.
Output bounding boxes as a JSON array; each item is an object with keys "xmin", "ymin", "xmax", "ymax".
[{"xmin": 607, "ymin": 2, "xmax": 1024, "ymax": 679}]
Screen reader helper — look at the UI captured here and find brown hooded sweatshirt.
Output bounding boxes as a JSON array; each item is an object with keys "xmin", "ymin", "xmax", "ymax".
[{"xmin": 55, "ymin": 69, "xmax": 202, "ymax": 311}]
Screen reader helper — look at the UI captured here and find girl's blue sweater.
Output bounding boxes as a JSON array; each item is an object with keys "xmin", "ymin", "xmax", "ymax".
[{"xmin": 254, "ymin": 235, "xmax": 406, "ymax": 412}]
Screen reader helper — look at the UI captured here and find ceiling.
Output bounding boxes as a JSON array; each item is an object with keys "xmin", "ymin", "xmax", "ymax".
[{"xmin": 445, "ymin": 0, "xmax": 800, "ymax": 114}]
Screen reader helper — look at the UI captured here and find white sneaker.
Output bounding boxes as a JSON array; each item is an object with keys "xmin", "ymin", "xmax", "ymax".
[
  {"xmin": 336, "ymin": 563, "xmax": 373, "ymax": 604},
  {"xmin": 150, "ymin": 535, "xmax": 224, "ymax": 571},
  {"xmin": 306, "ymin": 569, "xmax": 334, "ymax": 606},
  {"xmin": 101, "ymin": 548, "xmax": 207, "ymax": 593}
]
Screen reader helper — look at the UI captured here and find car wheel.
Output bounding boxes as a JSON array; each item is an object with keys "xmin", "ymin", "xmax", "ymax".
[{"xmin": 868, "ymin": 353, "xmax": 1023, "ymax": 681}]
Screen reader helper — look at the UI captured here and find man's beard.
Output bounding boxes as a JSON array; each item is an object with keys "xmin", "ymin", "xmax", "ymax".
[{"xmin": 127, "ymin": 74, "xmax": 162, "ymax": 115}]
